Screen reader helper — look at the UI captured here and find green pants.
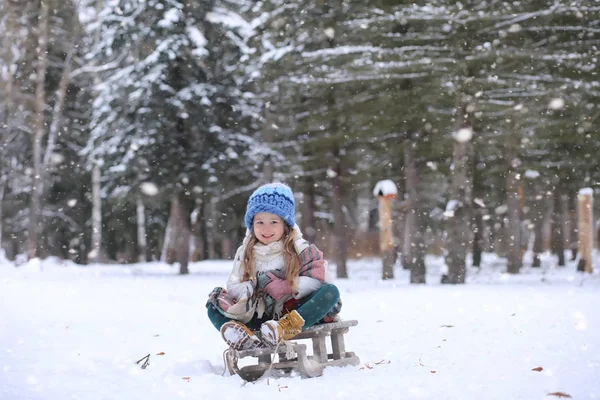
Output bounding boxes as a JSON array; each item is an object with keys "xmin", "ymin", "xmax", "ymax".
[{"xmin": 207, "ymin": 283, "xmax": 340, "ymax": 331}]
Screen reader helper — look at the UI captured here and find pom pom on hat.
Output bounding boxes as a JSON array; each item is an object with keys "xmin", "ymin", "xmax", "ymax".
[{"xmin": 245, "ymin": 183, "xmax": 295, "ymax": 230}]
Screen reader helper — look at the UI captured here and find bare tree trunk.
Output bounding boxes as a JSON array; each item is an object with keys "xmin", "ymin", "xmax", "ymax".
[
  {"xmin": 262, "ymin": 103, "xmax": 276, "ymax": 183},
  {"xmin": 402, "ymin": 200, "xmax": 414, "ymax": 270},
  {"xmin": 221, "ymin": 237, "xmax": 232, "ymax": 259},
  {"xmin": 472, "ymin": 208, "xmax": 483, "ymax": 268},
  {"xmin": 481, "ymin": 214, "xmax": 492, "ymax": 252},
  {"xmin": 42, "ymin": 27, "xmax": 77, "ymax": 180},
  {"xmin": 471, "ymin": 147, "xmax": 484, "ymax": 268},
  {"xmin": 1, "ymin": 1, "xmax": 17, "ymax": 236},
  {"xmin": 27, "ymin": 0, "xmax": 49, "ymax": 259},
  {"xmin": 1, "ymin": 0, "xmax": 16, "ymax": 127},
  {"xmin": 38, "ymin": 19, "xmax": 79, "ymax": 259},
  {"xmin": 173, "ymin": 192, "xmax": 191, "ymax": 274},
  {"xmin": 506, "ymin": 171, "xmax": 521, "ymax": 273},
  {"xmin": 561, "ymin": 193, "xmax": 571, "ymax": 255},
  {"xmin": 542, "ymin": 193, "xmax": 554, "ymax": 252},
  {"xmin": 403, "ymin": 139, "xmax": 426, "ymax": 283},
  {"xmin": 89, "ymin": 162, "xmax": 103, "ymax": 262},
  {"xmin": 190, "ymin": 197, "xmax": 206, "ymax": 262},
  {"xmin": 493, "ymin": 214, "xmax": 507, "ymax": 257},
  {"xmin": 505, "ymin": 118, "xmax": 522, "ymax": 274},
  {"xmin": 301, "ymin": 177, "xmax": 317, "ymax": 244},
  {"xmin": 562, "ymin": 193, "xmax": 572, "ymax": 254},
  {"xmin": 530, "ymin": 181, "xmax": 544, "ymax": 268},
  {"xmin": 443, "ymin": 103, "xmax": 472, "ymax": 284},
  {"xmin": 355, "ymin": 185, "xmax": 371, "ymax": 235},
  {"xmin": 0, "ymin": 180, "xmax": 4, "ymax": 249},
  {"xmin": 331, "ymin": 153, "xmax": 348, "ymax": 278},
  {"xmin": 569, "ymin": 193, "xmax": 578, "ymax": 260},
  {"xmin": 532, "ymin": 215, "xmax": 544, "ymax": 268},
  {"xmin": 322, "ymin": 10, "xmax": 347, "ymax": 278},
  {"xmin": 161, "ymin": 216, "xmax": 173, "ymax": 263},
  {"xmin": 164, "ymin": 200, "xmax": 180, "ymax": 264},
  {"xmin": 551, "ymin": 188, "xmax": 565, "ymax": 266},
  {"xmin": 207, "ymin": 199, "xmax": 217, "ymax": 259},
  {"xmin": 136, "ymin": 197, "xmax": 147, "ymax": 262}
]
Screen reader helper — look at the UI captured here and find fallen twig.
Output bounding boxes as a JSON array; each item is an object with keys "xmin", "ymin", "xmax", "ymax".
[{"xmin": 135, "ymin": 353, "xmax": 150, "ymax": 369}]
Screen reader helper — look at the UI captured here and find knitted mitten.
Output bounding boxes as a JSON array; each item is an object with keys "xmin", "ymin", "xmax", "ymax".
[{"xmin": 264, "ymin": 274, "xmax": 293, "ymax": 300}]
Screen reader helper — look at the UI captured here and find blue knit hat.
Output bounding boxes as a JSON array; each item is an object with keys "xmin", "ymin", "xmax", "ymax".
[{"xmin": 245, "ymin": 183, "xmax": 295, "ymax": 230}]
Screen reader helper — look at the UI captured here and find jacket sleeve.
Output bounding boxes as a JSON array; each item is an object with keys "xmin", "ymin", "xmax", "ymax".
[
  {"xmin": 295, "ymin": 245, "xmax": 328, "ymax": 299},
  {"xmin": 226, "ymin": 246, "xmax": 254, "ymax": 300},
  {"xmin": 296, "ymin": 276, "xmax": 323, "ymax": 299}
]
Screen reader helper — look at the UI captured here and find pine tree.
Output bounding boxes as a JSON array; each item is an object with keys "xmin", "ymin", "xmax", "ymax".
[{"xmin": 80, "ymin": 0, "xmax": 258, "ymax": 270}]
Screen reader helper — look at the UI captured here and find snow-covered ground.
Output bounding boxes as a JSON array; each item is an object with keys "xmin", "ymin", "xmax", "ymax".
[{"xmin": 1, "ymin": 252, "xmax": 599, "ymax": 400}]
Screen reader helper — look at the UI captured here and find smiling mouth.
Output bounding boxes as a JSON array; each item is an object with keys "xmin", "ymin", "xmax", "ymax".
[{"xmin": 262, "ymin": 234, "xmax": 274, "ymax": 239}]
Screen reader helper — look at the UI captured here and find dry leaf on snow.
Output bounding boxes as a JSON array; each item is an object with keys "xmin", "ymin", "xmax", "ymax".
[
  {"xmin": 547, "ymin": 392, "xmax": 572, "ymax": 398},
  {"xmin": 156, "ymin": 352, "xmax": 165, "ymax": 355},
  {"xmin": 531, "ymin": 366, "xmax": 543, "ymax": 372}
]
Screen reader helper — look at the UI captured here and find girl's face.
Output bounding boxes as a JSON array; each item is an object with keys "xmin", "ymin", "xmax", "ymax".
[{"xmin": 253, "ymin": 212, "xmax": 285, "ymax": 245}]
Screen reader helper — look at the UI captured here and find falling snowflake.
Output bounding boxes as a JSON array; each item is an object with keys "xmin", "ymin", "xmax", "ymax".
[
  {"xmin": 140, "ymin": 182, "xmax": 159, "ymax": 196},
  {"xmin": 324, "ymin": 27, "xmax": 335, "ymax": 39},
  {"xmin": 508, "ymin": 24, "xmax": 522, "ymax": 33},
  {"xmin": 549, "ymin": 98, "xmax": 565, "ymax": 110},
  {"xmin": 453, "ymin": 127, "xmax": 473, "ymax": 143}
]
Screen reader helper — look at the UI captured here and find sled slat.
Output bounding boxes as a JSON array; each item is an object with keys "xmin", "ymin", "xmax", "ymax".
[
  {"xmin": 258, "ymin": 354, "xmax": 271, "ymax": 363},
  {"xmin": 294, "ymin": 320, "xmax": 357, "ymax": 340}
]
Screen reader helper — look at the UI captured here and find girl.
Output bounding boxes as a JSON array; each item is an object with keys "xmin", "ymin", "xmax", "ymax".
[{"xmin": 206, "ymin": 183, "xmax": 342, "ymax": 349}]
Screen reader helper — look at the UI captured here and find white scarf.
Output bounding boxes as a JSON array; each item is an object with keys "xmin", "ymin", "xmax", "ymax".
[{"xmin": 237, "ymin": 224, "xmax": 309, "ymax": 264}]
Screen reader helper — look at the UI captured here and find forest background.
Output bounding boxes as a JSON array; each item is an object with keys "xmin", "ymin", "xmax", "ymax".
[{"xmin": 0, "ymin": 0, "xmax": 599, "ymax": 283}]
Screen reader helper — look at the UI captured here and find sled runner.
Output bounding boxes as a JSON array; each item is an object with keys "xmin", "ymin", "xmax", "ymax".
[{"xmin": 224, "ymin": 319, "xmax": 360, "ymax": 382}]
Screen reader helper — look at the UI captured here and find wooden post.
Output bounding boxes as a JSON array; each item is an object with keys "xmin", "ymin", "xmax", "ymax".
[
  {"xmin": 577, "ymin": 188, "xmax": 594, "ymax": 273},
  {"xmin": 373, "ymin": 180, "xmax": 398, "ymax": 280}
]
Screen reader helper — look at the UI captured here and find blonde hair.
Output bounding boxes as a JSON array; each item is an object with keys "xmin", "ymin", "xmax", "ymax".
[{"xmin": 241, "ymin": 225, "xmax": 300, "ymax": 291}]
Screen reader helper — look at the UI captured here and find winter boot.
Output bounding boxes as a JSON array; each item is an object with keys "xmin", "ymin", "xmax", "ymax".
[
  {"xmin": 260, "ymin": 310, "xmax": 305, "ymax": 347},
  {"xmin": 220, "ymin": 321, "xmax": 262, "ymax": 350}
]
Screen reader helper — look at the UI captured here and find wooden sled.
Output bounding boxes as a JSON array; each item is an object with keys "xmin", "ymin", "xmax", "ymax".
[{"xmin": 225, "ymin": 319, "xmax": 360, "ymax": 382}]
